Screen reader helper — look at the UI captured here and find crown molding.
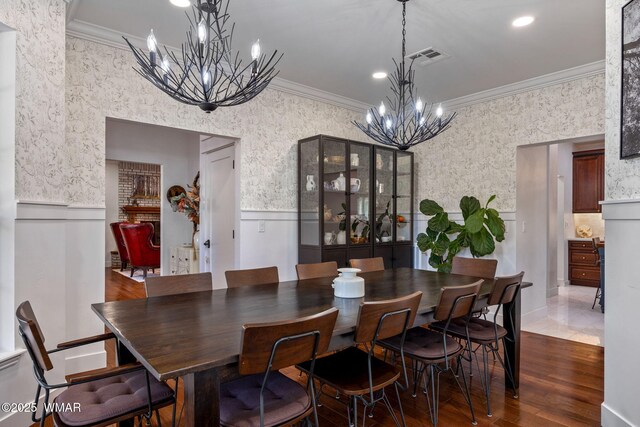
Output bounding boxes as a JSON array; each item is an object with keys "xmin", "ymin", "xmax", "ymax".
[
  {"xmin": 443, "ymin": 60, "xmax": 605, "ymax": 111},
  {"xmin": 66, "ymin": 19, "xmax": 604, "ymax": 115},
  {"xmin": 65, "ymin": 19, "xmax": 370, "ymax": 113}
]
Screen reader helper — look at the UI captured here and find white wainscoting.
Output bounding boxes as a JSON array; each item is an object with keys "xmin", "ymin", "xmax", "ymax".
[
  {"xmin": 0, "ymin": 202, "xmax": 106, "ymax": 427},
  {"xmin": 601, "ymin": 199, "xmax": 640, "ymax": 427}
]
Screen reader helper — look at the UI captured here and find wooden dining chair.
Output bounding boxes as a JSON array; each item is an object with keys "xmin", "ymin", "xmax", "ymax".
[
  {"xmin": 349, "ymin": 257, "xmax": 385, "ymax": 272},
  {"xmin": 591, "ymin": 237, "xmax": 604, "ymax": 311},
  {"xmin": 451, "ymin": 256, "xmax": 497, "ymax": 280},
  {"xmin": 225, "ymin": 266, "xmax": 279, "ymax": 288},
  {"xmin": 380, "ymin": 282, "xmax": 482, "ymax": 427},
  {"xmin": 295, "ymin": 261, "xmax": 338, "ymax": 280},
  {"xmin": 16, "ymin": 301, "xmax": 176, "ymax": 427},
  {"xmin": 219, "ymin": 307, "xmax": 339, "ymax": 427},
  {"xmin": 298, "ymin": 292, "xmax": 423, "ymax": 427},
  {"xmin": 144, "ymin": 272, "xmax": 213, "ymax": 297}
]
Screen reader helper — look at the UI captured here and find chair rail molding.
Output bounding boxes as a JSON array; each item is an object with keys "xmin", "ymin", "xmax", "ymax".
[{"xmin": 0, "ymin": 349, "xmax": 25, "ymax": 372}]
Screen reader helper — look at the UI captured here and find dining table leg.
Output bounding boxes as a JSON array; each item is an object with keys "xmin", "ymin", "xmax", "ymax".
[
  {"xmin": 503, "ymin": 289, "xmax": 522, "ymax": 392},
  {"xmin": 183, "ymin": 368, "xmax": 221, "ymax": 427}
]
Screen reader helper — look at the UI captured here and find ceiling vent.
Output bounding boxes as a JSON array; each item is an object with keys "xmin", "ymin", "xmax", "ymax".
[{"xmin": 405, "ymin": 47, "xmax": 450, "ymax": 66}]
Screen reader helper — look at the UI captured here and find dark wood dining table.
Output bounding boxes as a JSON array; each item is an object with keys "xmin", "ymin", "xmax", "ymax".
[{"xmin": 92, "ymin": 268, "xmax": 531, "ymax": 427}]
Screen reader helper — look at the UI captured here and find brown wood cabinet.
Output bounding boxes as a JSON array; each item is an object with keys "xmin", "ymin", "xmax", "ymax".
[
  {"xmin": 572, "ymin": 149, "xmax": 604, "ymax": 213},
  {"xmin": 568, "ymin": 240, "xmax": 600, "ymax": 287}
]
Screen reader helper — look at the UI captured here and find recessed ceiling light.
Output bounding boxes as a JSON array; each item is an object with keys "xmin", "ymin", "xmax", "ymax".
[
  {"xmin": 170, "ymin": 0, "xmax": 191, "ymax": 7},
  {"xmin": 512, "ymin": 16, "xmax": 535, "ymax": 27},
  {"xmin": 372, "ymin": 72, "xmax": 388, "ymax": 79}
]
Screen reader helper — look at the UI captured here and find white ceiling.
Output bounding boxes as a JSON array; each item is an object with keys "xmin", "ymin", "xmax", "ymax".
[{"xmin": 68, "ymin": 0, "xmax": 605, "ymax": 106}]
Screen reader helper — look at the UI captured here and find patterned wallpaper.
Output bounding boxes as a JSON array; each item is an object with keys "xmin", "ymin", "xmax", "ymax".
[
  {"xmin": 605, "ymin": 0, "xmax": 640, "ymax": 201},
  {"xmin": 0, "ymin": 0, "xmax": 66, "ymax": 202},
  {"xmin": 65, "ymin": 37, "xmax": 366, "ymax": 210},
  {"xmin": 412, "ymin": 74, "xmax": 605, "ymax": 212}
]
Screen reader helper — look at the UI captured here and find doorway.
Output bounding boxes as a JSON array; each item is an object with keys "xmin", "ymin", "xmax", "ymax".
[
  {"xmin": 201, "ymin": 142, "xmax": 238, "ymax": 288},
  {"xmin": 516, "ymin": 136, "xmax": 605, "ymax": 346}
]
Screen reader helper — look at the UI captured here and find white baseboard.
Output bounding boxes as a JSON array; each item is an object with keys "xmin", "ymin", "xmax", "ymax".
[
  {"xmin": 547, "ymin": 286, "xmax": 559, "ymax": 298},
  {"xmin": 601, "ymin": 402, "xmax": 634, "ymax": 427}
]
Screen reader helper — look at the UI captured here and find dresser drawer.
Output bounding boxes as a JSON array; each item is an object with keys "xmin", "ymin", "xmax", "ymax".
[
  {"xmin": 570, "ymin": 266, "xmax": 600, "ymax": 283},
  {"xmin": 569, "ymin": 240, "xmax": 592, "ymax": 250},
  {"xmin": 570, "ymin": 252, "xmax": 597, "ymax": 266}
]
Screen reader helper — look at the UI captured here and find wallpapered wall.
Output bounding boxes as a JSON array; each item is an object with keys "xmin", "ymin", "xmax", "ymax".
[
  {"xmin": 65, "ymin": 37, "xmax": 365, "ymax": 210},
  {"xmin": 0, "ymin": 0, "xmax": 66, "ymax": 202},
  {"xmin": 606, "ymin": 0, "xmax": 640, "ymax": 200},
  {"xmin": 412, "ymin": 74, "xmax": 605, "ymax": 212}
]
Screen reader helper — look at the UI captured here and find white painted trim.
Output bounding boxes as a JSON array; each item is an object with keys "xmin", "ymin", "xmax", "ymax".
[
  {"xmin": 65, "ymin": 20, "xmax": 370, "ymax": 113},
  {"xmin": 64, "ymin": 350, "xmax": 107, "ymax": 375},
  {"xmin": 601, "ymin": 402, "xmax": 634, "ymax": 427},
  {"xmin": 66, "ymin": 19, "xmax": 604, "ymax": 115},
  {"xmin": 240, "ymin": 210, "xmax": 298, "ymax": 221},
  {"xmin": 15, "ymin": 201, "xmax": 106, "ymax": 221},
  {"xmin": 602, "ymin": 199, "xmax": 640, "ymax": 220},
  {"xmin": 444, "ymin": 61, "xmax": 605, "ymax": 110},
  {"xmin": 520, "ymin": 305, "xmax": 550, "ymax": 327},
  {"xmin": 0, "ymin": 349, "xmax": 25, "ymax": 371}
]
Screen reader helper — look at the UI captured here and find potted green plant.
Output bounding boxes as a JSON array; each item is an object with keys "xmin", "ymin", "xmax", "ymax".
[{"xmin": 417, "ymin": 195, "xmax": 505, "ymax": 273}]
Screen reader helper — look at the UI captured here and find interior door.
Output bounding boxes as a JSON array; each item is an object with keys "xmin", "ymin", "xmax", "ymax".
[{"xmin": 204, "ymin": 145, "xmax": 236, "ymax": 288}]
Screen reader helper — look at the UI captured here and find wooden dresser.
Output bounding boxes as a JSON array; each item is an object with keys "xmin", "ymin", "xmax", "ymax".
[{"xmin": 568, "ymin": 239, "xmax": 600, "ymax": 287}]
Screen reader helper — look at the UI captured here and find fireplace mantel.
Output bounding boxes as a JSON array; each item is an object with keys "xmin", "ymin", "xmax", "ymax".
[{"xmin": 122, "ymin": 205, "xmax": 161, "ymax": 223}]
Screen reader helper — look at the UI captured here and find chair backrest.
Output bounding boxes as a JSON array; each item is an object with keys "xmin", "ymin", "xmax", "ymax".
[
  {"xmin": 225, "ymin": 266, "xmax": 279, "ymax": 288},
  {"xmin": 120, "ymin": 223, "xmax": 156, "ymax": 263},
  {"xmin": 451, "ymin": 256, "xmax": 497, "ymax": 280},
  {"xmin": 16, "ymin": 301, "xmax": 53, "ymax": 372},
  {"xmin": 239, "ymin": 308, "xmax": 339, "ymax": 375},
  {"xmin": 145, "ymin": 272, "xmax": 213, "ymax": 297},
  {"xmin": 296, "ymin": 261, "xmax": 338, "ymax": 280},
  {"xmin": 487, "ymin": 272, "xmax": 525, "ymax": 307},
  {"xmin": 434, "ymin": 281, "xmax": 483, "ymax": 322},
  {"xmin": 354, "ymin": 292, "xmax": 423, "ymax": 343},
  {"xmin": 349, "ymin": 257, "xmax": 385, "ymax": 273},
  {"xmin": 110, "ymin": 221, "xmax": 130, "ymax": 263}
]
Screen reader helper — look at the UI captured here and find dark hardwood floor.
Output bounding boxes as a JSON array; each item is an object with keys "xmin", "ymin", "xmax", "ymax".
[{"xmin": 34, "ymin": 269, "xmax": 604, "ymax": 426}]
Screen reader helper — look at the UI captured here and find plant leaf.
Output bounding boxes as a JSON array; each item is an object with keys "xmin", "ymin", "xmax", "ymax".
[
  {"xmin": 417, "ymin": 233, "xmax": 433, "ymax": 252},
  {"xmin": 428, "ymin": 212, "xmax": 450, "ymax": 233},
  {"xmin": 465, "ymin": 209, "xmax": 485, "ymax": 234},
  {"xmin": 447, "ymin": 239, "xmax": 461, "ymax": 261},
  {"xmin": 446, "ymin": 222, "xmax": 464, "ymax": 234},
  {"xmin": 420, "ymin": 199, "xmax": 443, "ymax": 216},
  {"xmin": 426, "ymin": 227, "xmax": 439, "ymax": 240},
  {"xmin": 485, "ymin": 194, "xmax": 496, "ymax": 208},
  {"xmin": 470, "ymin": 227, "xmax": 495, "ymax": 257},
  {"xmin": 432, "ymin": 233, "xmax": 450, "ymax": 256},
  {"xmin": 460, "ymin": 196, "xmax": 481, "ymax": 220},
  {"xmin": 485, "ymin": 209, "xmax": 506, "ymax": 242},
  {"xmin": 438, "ymin": 262, "xmax": 452, "ymax": 274},
  {"xmin": 429, "ymin": 253, "xmax": 443, "ymax": 269},
  {"xmin": 456, "ymin": 230, "xmax": 470, "ymax": 248}
]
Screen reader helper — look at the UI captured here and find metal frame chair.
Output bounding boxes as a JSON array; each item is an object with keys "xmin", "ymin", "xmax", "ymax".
[
  {"xmin": 298, "ymin": 292, "xmax": 423, "ymax": 427},
  {"xmin": 381, "ymin": 282, "xmax": 482, "ymax": 426},
  {"xmin": 16, "ymin": 301, "xmax": 175, "ymax": 427},
  {"xmin": 220, "ymin": 307, "xmax": 339, "ymax": 427}
]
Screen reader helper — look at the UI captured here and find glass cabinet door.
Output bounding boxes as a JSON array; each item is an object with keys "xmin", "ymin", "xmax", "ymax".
[
  {"xmin": 300, "ymin": 138, "xmax": 320, "ymax": 246},
  {"xmin": 396, "ymin": 151, "xmax": 413, "ymax": 243},
  {"xmin": 322, "ymin": 139, "xmax": 348, "ymax": 247},
  {"xmin": 348, "ymin": 143, "xmax": 371, "ymax": 246},
  {"xmin": 374, "ymin": 148, "xmax": 395, "ymax": 244}
]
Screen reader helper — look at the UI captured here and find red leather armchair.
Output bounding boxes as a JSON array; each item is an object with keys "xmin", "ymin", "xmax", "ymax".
[
  {"xmin": 120, "ymin": 223, "xmax": 160, "ymax": 278},
  {"xmin": 110, "ymin": 222, "xmax": 130, "ymax": 271}
]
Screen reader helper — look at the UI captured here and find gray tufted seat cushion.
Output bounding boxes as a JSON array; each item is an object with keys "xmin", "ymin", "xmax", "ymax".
[
  {"xmin": 53, "ymin": 370, "xmax": 173, "ymax": 426},
  {"xmin": 430, "ymin": 318, "xmax": 507, "ymax": 343},
  {"xmin": 380, "ymin": 327, "xmax": 463, "ymax": 361},
  {"xmin": 220, "ymin": 371, "xmax": 310, "ymax": 427}
]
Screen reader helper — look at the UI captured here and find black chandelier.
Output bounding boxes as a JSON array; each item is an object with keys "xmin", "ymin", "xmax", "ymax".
[
  {"xmin": 353, "ymin": 0, "xmax": 456, "ymax": 150},
  {"xmin": 124, "ymin": 0, "xmax": 282, "ymax": 113}
]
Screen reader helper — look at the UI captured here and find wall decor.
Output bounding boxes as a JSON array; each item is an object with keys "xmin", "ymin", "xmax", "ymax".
[
  {"xmin": 132, "ymin": 174, "xmax": 160, "ymax": 198},
  {"xmin": 166, "ymin": 185, "xmax": 187, "ymax": 203},
  {"xmin": 622, "ymin": 0, "xmax": 640, "ymax": 158}
]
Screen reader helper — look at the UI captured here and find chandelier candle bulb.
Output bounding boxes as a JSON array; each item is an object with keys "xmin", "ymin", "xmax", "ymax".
[
  {"xmin": 197, "ymin": 19, "xmax": 207, "ymax": 44},
  {"xmin": 147, "ymin": 29, "xmax": 157, "ymax": 66},
  {"xmin": 366, "ymin": 111, "xmax": 372, "ymax": 125},
  {"xmin": 415, "ymin": 97, "xmax": 423, "ymax": 112},
  {"xmin": 379, "ymin": 102, "xmax": 386, "ymax": 116}
]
